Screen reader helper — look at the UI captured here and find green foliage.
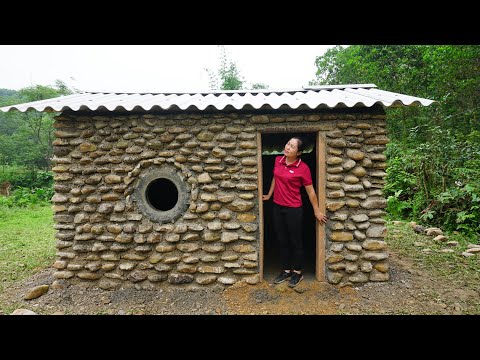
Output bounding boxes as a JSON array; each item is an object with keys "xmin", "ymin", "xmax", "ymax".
[
  {"xmin": 0, "ymin": 166, "xmax": 53, "ymax": 188},
  {"xmin": 0, "ymin": 166, "xmax": 53, "ymax": 207},
  {"xmin": 312, "ymin": 45, "xmax": 480, "ymax": 236},
  {"xmin": 0, "ymin": 186, "xmax": 53, "ymax": 207},
  {"xmin": 0, "ymin": 206, "xmax": 55, "ymax": 293},
  {"xmin": 205, "ymin": 46, "xmax": 269, "ymax": 91},
  {"xmin": 251, "ymin": 83, "xmax": 269, "ymax": 90},
  {"xmin": 205, "ymin": 46, "xmax": 244, "ymax": 90},
  {"xmin": 0, "ymin": 80, "xmax": 74, "ymax": 171}
]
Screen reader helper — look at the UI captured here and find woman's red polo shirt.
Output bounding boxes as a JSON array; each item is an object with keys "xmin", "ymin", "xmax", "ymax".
[{"xmin": 272, "ymin": 155, "xmax": 312, "ymax": 208}]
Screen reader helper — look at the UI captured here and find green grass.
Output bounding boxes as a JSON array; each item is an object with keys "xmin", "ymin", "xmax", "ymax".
[
  {"xmin": 386, "ymin": 221, "xmax": 480, "ymax": 290},
  {"xmin": 0, "ymin": 205, "xmax": 55, "ymax": 292}
]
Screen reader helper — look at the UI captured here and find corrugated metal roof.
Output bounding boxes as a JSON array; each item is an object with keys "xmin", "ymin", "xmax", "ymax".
[{"xmin": 0, "ymin": 84, "xmax": 436, "ymax": 113}]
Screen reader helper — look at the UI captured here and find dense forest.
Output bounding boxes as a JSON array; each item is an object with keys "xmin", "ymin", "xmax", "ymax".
[
  {"xmin": 0, "ymin": 46, "xmax": 479, "ymax": 236},
  {"xmin": 310, "ymin": 45, "xmax": 479, "ymax": 236}
]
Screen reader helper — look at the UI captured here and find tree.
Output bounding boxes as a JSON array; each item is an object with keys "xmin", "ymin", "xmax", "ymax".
[
  {"xmin": 205, "ymin": 46, "xmax": 269, "ymax": 91},
  {"xmin": 0, "ymin": 80, "xmax": 74, "ymax": 170},
  {"xmin": 251, "ymin": 83, "xmax": 268, "ymax": 90},
  {"xmin": 310, "ymin": 45, "xmax": 480, "ymax": 235}
]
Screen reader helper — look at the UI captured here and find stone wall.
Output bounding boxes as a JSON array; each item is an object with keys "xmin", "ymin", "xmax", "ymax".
[{"xmin": 50, "ymin": 108, "xmax": 389, "ymax": 290}]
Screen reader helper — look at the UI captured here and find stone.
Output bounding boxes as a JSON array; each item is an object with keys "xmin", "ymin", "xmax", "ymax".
[
  {"xmin": 434, "ymin": 235, "xmax": 448, "ymax": 242},
  {"xmin": 198, "ymin": 266, "xmax": 225, "ymax": 274},
  {"xmin": 154, "ymin": 264, "xmax": 172, "ymax": 272},
  {"xmin": 221, "ymin": 253, "xmax": 239, "ymax": 261},
  {"xmin": 362, "ymin": 252, "xmax": 389, "ymax": 261},
  {"xmin": 202, "ymin": 244, "xmax": 225, "ymax": 253},
  {"xmin": 362, "ymin": 239, "xmax": 386, "ymax": 250},
  {"xmin": 244, "ymin": 275, "xmax": 260, "ymax": 285},
  {"xmin": 466, "ymin": 248, "xmax": 480, "ymax": 254},
  {"xmin": 24, "ymin": 285, "xmax": 49, "ymax": 300},
  {"xmin": 127, "ymin": 270, "xmax": 148, "ymax": 283},
  {"xmin": 331, "ymin": 243, "xmax": 344, "ymax": 252},
  {"xmin": 196, "ymin": 275, "xmax": 217, "ymax": 285},
  {"xmin": 344, "ymin": 253, "xmax": 359, "ymax": 261},
  {"xmin": 176, "ymin": 264, "xmax": 197, "ymax": 273},
  {"xmin": 119, "ymin": 262, "xmax": 136, "ymax": 271},
  {"xmin": 327, "ymin": 190, "xmax": 345, "ymax": 198},
  {"xmin": 104, "ymin": 174, "xmax": 122, "ymax": 184},
  {"xmin": 224, "ymin": 222, "xmax": 241, "ymax": 230},
  {"xmin": 326, "ymin": 254, "xmax": 344, "ymax": 263},
  {"xmin": 328, "ymin": 262, "xmax": 346, "ymax": 271},
  {"xmin": 330, "ymin": 232, "xmax": 354, "ymax": 242},
  {"xmin": 327, "ymin": 156, "xmax": 343, "ymax": 165},
  {"xmin": 11, "ymin": 309, "xmax": 37, "ymax": 315},
  {"xmin": 327, "ymin": 272, "xmax": 343, "ymax": 284},
  {"xmin": 440, "ymin": 249, "xmax": 455, "ymax": 253},
  {"xmin": 426, "ymin": 228, "xmax": 443, "ymax": 236},
  {"xmin": 330, "ymin": 212, "xmax": 348, "ymax": 221},
  {"xmin": 221, "ymin": 232, "xmax": 239, "ymax": 243},
  {"xmin": 342, "ymin": 160, "xmax": 357, "ymax": 171},
  {"xmin": 361, "ymin": 198, "xmax": 387, "ymax": 209},
  {"xmin": 197, "ymin": 172, "xmax": 212, "ymax": 184},
  {"xmin": 177, "ymin": 243, "xmax": 200, "ymax": 252},
  {"xmin": 366, "ymin": 225, "xmax": 387, "ymax": 238},
  {"xmin": 369, "ymin": 269, "xmax": 390, "ymax": 281},
  {"xmin": 207, "ymin": 221, "xmax": 222, "ymax": 231},
  {"xmin": 329, "ymin": 222, "xmax": 345, "ymax": 231},
  {"xmin": 354, "ymin": 230, "xmax": 366, "ymax": 240},
  {"xmin": 168, "ymin": 273, "xmax": 194, "ymax": 284},
  {"xmin": 326, "ymin": 201, "xmax": 345, "ymax": 212},
  {"xmin": 373, "ymin": 262, "xmax": 389, "ymax": 272},
  {"xmin": 227, "ymin": 199, "xmax": 255, "ymax": 212},
  {"xmin": 360, "ymin": 261, "xmax": 373, "ymax": 272},
  {"xmin": 164, "ymin": 256, "xmax": 181, "ymax": 264},
  {"xmin": 77, "ymin": 272, "xmax": 102, "ymax": 280},
  {"xmin": 201, "ymin": 255, "xmax": 219, "ymax": 263},
  {"xmin": 346, "ymin": 243, "xmax": 363, "ymax": 252},
  {"xmin": 232, "ymin": 244, "xmax": 255, "ymax": 253},
  {"xmin": 346, "ymin": 199, "xmax": 360, "ymax": 208},
  {"xmin": 345, "ymin": 263, "xmax": 358, "ymax": 273},
  {"xmin": 217, "ymin": 276, "xmax": 236, "ymax": 285},
  {"xmin": 349, "ymin": 272, "xmax": 369, "ymax": 283},
  {"xmin": 347, "ymin": 149, "xmax": 365, "ymax": 161},
  {"xmin": 344, "ymin": 175, "xmax": 360, "ymax": 184}
]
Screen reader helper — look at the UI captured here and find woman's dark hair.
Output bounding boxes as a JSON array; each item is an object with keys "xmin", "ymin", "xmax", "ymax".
[{"xmin": 291, "ymin": 136, "xmax": 305, "ymax": 153}]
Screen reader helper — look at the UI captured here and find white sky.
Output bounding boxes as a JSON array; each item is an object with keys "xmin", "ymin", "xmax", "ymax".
[{"xmin": 0, "ymin": 45, "xmax": 336, "ymax": 93}]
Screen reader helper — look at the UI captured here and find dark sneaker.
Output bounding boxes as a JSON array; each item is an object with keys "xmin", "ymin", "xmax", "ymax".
[
  {"xmin": 288, "ymin": 272, "xmax": 304, "ymax": 287},
  {"xmin": 273, "ymin": 271, "xmax": 292, "ymax": 284}
]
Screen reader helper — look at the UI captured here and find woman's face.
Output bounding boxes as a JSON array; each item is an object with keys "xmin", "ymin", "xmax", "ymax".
[{"xmin": 284, "ymin": 138, "xmax": 300, "ymax": 157}]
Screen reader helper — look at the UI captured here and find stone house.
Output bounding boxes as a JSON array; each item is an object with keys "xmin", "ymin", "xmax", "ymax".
[{"xmin": 1, "ymin": 84, "xmax": 435, "ymax": 290}]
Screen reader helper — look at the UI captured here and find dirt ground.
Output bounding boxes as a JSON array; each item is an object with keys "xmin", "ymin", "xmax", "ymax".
[{"xmin": 1, "ymin": 247, "xmax": 479, "ymax": 315}]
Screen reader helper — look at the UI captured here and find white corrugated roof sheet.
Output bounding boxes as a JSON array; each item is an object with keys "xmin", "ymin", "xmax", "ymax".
[{"xmin": 0, "ymin": 84, "xmax": 436, "ymax": 113}]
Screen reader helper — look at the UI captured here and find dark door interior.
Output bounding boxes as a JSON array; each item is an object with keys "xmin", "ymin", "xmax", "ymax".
[{"xmin": 261, "ymin": 132, "xmax": 317, "ymax": 281}]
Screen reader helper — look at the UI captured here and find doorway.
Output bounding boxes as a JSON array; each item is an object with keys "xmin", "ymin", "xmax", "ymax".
[{"xmin": 261, "ymin": 132, "xmax": 319, "ymax": 282}]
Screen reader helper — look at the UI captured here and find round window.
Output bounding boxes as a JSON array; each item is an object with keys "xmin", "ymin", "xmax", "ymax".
[{"xmin": 133, "ymin": 167, "xmax": 189, "ymax": 223}]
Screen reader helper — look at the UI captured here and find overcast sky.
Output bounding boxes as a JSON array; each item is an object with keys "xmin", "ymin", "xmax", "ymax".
[{"xmin": 0, "ymin": 45, "xmax": 337, "ymax": 93}]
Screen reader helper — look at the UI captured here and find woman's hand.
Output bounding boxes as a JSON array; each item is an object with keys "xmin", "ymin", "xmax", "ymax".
[
  {"xmin": 314, "ymin": 210, "xmax": 328, "ymax": 224},
  {"xmin": 262, "ymin": 194, "xmax": 271, "ymax": 201}
]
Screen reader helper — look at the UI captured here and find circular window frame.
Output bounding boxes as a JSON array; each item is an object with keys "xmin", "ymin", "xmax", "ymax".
[{"xmin": 133, "ymin": 166, "xmax": 190, "ymax": 224}]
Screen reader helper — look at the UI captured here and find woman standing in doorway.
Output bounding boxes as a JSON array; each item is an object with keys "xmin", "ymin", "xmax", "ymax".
[{"xmin": 262, "ymin": 136, "xmax": 328, "ymax": 287}]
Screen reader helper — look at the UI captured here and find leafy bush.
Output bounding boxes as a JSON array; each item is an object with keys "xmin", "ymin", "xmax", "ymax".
[
  {"xmin": 0, "ymin": 186, "xmax": 53, "ymax": 207},
  {"xmin": 385, "ymin": 127, "xmax": 480, "ymax": 236},
  {"xmin": 0, "ymin": 168, "xmax": 53, "ymax": 189}
]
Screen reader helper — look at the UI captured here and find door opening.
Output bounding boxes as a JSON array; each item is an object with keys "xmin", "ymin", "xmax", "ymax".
[{"xmin": 261, "ymin": 132, "xmax": 318, "ymax": 281}]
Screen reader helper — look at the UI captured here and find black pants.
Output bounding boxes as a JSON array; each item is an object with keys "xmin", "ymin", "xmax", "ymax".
[{"xmin": 272, "ymin": 203, "xmax": 304, "ymax": 272}]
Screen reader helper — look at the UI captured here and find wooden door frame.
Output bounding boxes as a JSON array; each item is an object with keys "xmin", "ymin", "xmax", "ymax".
[{"xmin": 257, "ymin": 130, "xmax": 326, "ymax": 282}]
